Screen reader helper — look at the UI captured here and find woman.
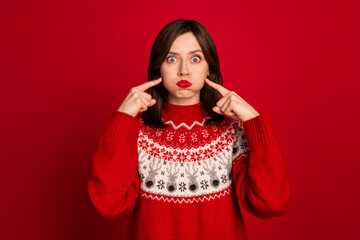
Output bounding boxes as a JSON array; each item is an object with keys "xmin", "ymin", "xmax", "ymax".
[{"xmin": 88, "ymin": 19, "xmax": 291, "ymax": 240}]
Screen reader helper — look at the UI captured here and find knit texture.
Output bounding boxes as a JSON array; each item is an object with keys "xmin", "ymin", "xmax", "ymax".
[{"xmin": 88, "ymin": 101, "xmax": 291, "ymax": 240}]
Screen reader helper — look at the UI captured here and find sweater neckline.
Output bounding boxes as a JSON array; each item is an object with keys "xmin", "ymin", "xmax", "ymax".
[{"xmin": 162, "ymin": 101, "xmax": 209, "ymax": 121}]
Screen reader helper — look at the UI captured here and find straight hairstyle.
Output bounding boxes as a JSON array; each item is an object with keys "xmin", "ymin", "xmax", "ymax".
[{"xmin": 143, "ymin": 19, "xmax": 225, "ymax": 128}]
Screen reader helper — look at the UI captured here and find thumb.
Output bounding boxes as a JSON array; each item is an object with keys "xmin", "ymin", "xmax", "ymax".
[{"xmin": 213, "ymin": 106, "xmax": 224, "ymax": 115}]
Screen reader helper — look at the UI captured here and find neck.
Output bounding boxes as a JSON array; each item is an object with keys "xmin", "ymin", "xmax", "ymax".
[
  {"xmin": 162, "ymin": 101, "xmax": 209, "ymax": 125},
  {"xmin": 166, "ymin": 94, "xmax": 201, "ymax": 106}
]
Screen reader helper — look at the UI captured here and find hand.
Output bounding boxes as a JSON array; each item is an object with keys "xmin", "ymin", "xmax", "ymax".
[
  {"xmin": 117, "ymin": 77, "xmax": 162, "ymax": 117},
  {"xmin": 205, "ymin": 78, "xmax": 260, "ymax": 122}
]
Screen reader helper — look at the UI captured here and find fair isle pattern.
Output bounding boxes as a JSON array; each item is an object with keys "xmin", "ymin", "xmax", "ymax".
[
  {"xmin": 232, "ymin": 121, "xmax": 250, "ymax": 161},
  {"xmin": 137, "ymin": 115, "xmax": 232, "ymax": 149},
  {"xmin": 139, "ymin": 118, "xmax": 235, "ymax": 150},
  {"xmin": 138, "ymin": 126, "xmax": 235, "ymax": 162},
  {"xmin": 135, "ymin": 115, "xmax": 250, "ymax": 203},
  {"xmin": 140, "ymin": 186, "xmax": 232, "ymax": 204},
  {"xmin": 137, "ymin": 148, "xmax": 234, "ymax": 197}
]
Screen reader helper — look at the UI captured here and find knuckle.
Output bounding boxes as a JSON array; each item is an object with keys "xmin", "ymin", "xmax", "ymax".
[{"xmin": 137, "ymin": 99, "xmax": 143, "ymax": 106}]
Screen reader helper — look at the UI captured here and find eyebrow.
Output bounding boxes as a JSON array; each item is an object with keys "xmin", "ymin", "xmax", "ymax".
[{"xmin": 168, "ymin": 49, "xmax": 203, "ymax": 55}]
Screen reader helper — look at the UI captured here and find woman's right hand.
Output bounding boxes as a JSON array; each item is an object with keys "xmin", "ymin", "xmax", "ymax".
[{"xmin": 117, "ymin": 77, "xmax": 162, "ymax": 117}]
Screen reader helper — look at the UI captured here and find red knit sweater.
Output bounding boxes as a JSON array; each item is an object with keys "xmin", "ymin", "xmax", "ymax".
[{"xmin": 87, "ymin": 101, "xmax": 291, "ymax": 240}]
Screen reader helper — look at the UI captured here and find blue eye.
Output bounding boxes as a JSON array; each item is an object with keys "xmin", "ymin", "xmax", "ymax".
[
  {"xmin": 192, "ymin": 56, "xmax": 201, "ymax": 62},
  {"xmin": 166, "ymin": 55, "xmax": 201, "ymax": 63},
  {"xmin": 167, "ymin": 56, "xmax": 176, "ymax": 63}
]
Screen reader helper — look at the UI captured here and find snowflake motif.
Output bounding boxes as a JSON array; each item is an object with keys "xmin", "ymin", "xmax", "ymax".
[
  {"xmin": 214, "ymin": 143, "xmax": 223, "ymax": 152},
  {"xmin": 200, "ymin": 171, "xmax": 204, "ymax": 175},
  {"xmin": 191, "ymin": 133, "xmax": 198, "ymax": 142},
  {"xmin": 218, "ymin": 166, "xmax": 222, "ymax": 170},
  {"xmin": 217, "ymin": 142, "xmax": 227, "ymax": 151},
  {"xmin": 152, "ymin": 147, "xmax": 162, "ymax": 158},
  {"xmin": 143, "ymin": 165, "xmax": 147, "ymax": 170},
  {"xmin": 200, "ymin": 180, "xmax": 209, "ymax": 190},
  {"xmin": 163, "ymin": 150, "xmax": 173, "ymax": 161},
  {"xmin": 139, "ymin": 139, "xmax": 148, "ymax": 149},
  {"xmin": 189, "ymin": 152, "xmax": 198, "ymax": 162},
  {"xmin": 203, "ymin": 149, "xmax": 213, "ymax": 159},
  {"xmin": 181, "ymin": 173, "xmax": 184, "ymax": 177},
  {"xmin": 157, "ymin": 180, "xmax": 165, "ymax": 190},
  {"xmin": 155, "ymin": 129, "xmax": 162, "ymax": 137},
  {"xmin": 178, "ymin": 133, "xmax": 186, "ymax": 143},
  {"xmin": 240, "ymin": 142, "xmax": 248, "ymax": 150},
  {"xmin": 139, "ymin": 173, "xmax": 145, "ymax": 183},
  {"xmin": 179, "ymin": 182, "xmax": 187, "ymax": 192},
  {"xmin": 221, "ymin": 174, "xmax": 227, "ymax": 184},
  {"xmin": 202, "ymin": 129, "xmax": 209, "ymax": 138},
  {"xmin": 167, "ymin": 132, "xmax": 174, "ymax": 141},
  {"xmin": 161, "ymin": 171, "xmax": 165, "ymax": 176},
  {"xmin": 177, "ymin": 151, "xmax": 188, "ymax": 162}
]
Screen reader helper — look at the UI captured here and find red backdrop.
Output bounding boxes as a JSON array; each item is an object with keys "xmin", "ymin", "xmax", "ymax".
[{"xmin": 1, "ymin": 0, "xmax": 358, "ymax": 239}]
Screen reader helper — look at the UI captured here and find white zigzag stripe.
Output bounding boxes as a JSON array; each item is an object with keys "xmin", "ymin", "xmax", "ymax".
[
  {"xmin": 164, "ymin": 118, "xmax": 210, "ymax": 130},
  {"xmin": 140, "ymin": 187, "xmax": 232, "ymax": 204}
]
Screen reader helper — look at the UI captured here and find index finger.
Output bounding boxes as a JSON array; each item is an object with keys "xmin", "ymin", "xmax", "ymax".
[
  {"xmin": 137, "ymin": 77, "xmax": 162, "ymax": 92},
  {"xmin": 205, "ymin": 79, "xmax": 229, "ymax": 97}
]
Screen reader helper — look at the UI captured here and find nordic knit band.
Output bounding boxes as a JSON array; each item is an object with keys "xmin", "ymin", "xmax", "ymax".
[{"xmin": 88, "ymin": 101, "xmax": 291, "ymax": 240}]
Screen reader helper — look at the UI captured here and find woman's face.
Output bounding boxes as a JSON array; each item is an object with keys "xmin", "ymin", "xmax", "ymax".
[{"xmin": 160, "ymin": 32, "xmax": 210, "ymax": 105}]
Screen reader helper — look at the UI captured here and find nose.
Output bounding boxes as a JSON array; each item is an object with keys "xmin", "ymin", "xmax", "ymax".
[{"xmin": 178, "ymin": 60, "xmax": 189, "ymax": 77}]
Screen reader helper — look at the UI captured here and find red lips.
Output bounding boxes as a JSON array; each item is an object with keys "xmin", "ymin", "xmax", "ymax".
[{"xmin": 176, "ymin": 80, "xmax": 192, "ymax": 88}]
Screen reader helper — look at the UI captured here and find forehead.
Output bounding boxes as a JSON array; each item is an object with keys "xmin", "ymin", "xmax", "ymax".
[{"xmin": 169, "ymin": 32, "xmax": 202, "ymax": 52}]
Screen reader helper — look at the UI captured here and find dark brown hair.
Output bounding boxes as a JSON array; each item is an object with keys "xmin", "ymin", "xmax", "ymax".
[{"xmin": 142, "ymin": 19, "xmax": 224, "ymax": 128}]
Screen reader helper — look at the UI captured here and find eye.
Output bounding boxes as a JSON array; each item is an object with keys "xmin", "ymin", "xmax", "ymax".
[
  {"xmin": 167, "ymin": 56, "xmax": 177, "ymax": 63},
  {"xmin": 192, "ymin": 56, "xmax": 201, "ymax": 62}
]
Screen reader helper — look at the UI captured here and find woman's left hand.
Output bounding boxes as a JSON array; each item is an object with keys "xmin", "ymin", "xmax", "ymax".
[{"xmin": 205, "ymin": 78, "xmax": 260, "ymax": 122}]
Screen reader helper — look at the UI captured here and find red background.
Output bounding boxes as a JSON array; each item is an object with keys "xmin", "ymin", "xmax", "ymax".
[{"xmin": 1, "ymin": 0, "xmax": 358, "ymax": 239}]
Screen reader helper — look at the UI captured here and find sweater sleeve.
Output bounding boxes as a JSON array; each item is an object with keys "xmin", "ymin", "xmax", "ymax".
[
  {"xmin": 87, "ymin": 111, "xmax": 141, "ymax": 218},
  {"xmin": 231, "ymin": 113, "xmax": 291, "ymax": 219}
]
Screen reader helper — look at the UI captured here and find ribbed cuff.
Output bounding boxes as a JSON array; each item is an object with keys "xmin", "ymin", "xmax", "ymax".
[
  {"xmin": 243, "ymin": 113, "xmax": 279, "ymax": 151},
  {"xmin": 102, "ymin": 111, "xmax": 140, "ymax": 144}
]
